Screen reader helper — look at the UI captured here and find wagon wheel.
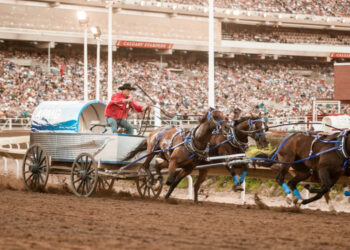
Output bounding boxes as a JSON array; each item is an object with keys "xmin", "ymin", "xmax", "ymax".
[
  {"xmin": 71, "ymin": 153, "xmax": 98, "ymax": 197},
  {"xmin": 96, "ymin": 177, "xmax": 115, "ymax": 192},
  {"xmin": 136, "ymin": 165, "xmax": 163, "ymax": 199},
  {"xmin": 22, "ymin": 143, "xmax": 49, "ymax": 191}
]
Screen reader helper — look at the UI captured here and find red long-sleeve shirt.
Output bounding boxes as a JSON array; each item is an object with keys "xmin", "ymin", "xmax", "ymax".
[{"xmin": 105, "ymin": 93, "xmax": 144, "ymax": 120}]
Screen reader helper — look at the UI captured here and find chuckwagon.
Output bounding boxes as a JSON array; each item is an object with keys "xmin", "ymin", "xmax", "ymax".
[
  {"xmin": 22, "ymin": 101, "xmax": 162, "ymax": 198},
  {"xmin": 23, "ymin": 101, "xmax": 269, "ymax": 201}
]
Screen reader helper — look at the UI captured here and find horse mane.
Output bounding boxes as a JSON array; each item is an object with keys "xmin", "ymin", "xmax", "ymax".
[
  {"xmin": 199, "ymin": 112, "xmax": 208, "ymax": 124},
  {"xmin": 199, "ymin": 108, "xmax": 217, "ymax": 124}
]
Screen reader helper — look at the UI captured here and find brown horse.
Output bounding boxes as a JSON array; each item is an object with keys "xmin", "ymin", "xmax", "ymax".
[
  {"xmin": 123, "ymin": 108, "xmax": 230, "ymax": 200},
  {"xmin": 258, "ymin": 130, "xmax": 350, "ymax": 206},
  {"xmin": 194, "ymin": 116, "xmax": 269, "ymax": 202}
]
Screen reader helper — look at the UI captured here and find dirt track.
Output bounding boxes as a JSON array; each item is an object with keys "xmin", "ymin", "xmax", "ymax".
[
  {"xmin": 1, "ymin": 180, "xmax": 350, "ymax": 250},
  {"xmin": 1, "ymin": 130, "xmax": 350, "ymax": 249}
]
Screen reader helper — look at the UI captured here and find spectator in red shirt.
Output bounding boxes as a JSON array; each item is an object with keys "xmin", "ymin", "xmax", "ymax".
[{"xmin": 105, "ymin": 83, "xmax": 149, "ymax": 134}]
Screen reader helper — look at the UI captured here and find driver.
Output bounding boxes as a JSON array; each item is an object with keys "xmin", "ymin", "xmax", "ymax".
[{"xmin": 105, "ymin": 83, "xmax": 150, "ymax": 134}]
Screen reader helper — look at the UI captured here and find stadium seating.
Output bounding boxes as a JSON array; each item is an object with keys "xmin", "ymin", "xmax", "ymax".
[{"xmin": 0, "ymin": 48, "xmax": 344, "ymax": 120}]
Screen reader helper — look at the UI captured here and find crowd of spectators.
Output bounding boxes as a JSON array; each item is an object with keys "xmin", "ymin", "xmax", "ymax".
[
  {"xmin": 222, "ymin": 24, "xmax": 350, "ymax": 45},
  {"xmin": 152, "ymin": 0, "xmax": 350, "ymax": 17},
  {"xmin": 0, "ymin": 48, "xmax": 345, "ymax": 121}
]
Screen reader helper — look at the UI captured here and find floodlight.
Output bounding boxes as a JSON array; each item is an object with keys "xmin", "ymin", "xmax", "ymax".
[
  {"xmin": 91, "ymin": 26, "xmax": 101, "ymax": 38},
  {"xmin": 77, "ymin": 10, "xmax": 88, "ymax": 24}
]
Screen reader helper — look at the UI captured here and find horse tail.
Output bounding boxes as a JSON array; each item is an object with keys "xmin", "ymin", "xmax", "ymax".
[
  {"xmin": 122, "ymin": 139, "xmax": 148, "ymax": 162},
  {"xmin": 254, "ymin": 148, "xmax": 278, "ymax": 167}
]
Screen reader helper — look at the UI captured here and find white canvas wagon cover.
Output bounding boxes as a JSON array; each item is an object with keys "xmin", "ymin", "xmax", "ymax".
[{"xmin": 31, "ymin": 101, "xmax": 106, "ymax": 133}]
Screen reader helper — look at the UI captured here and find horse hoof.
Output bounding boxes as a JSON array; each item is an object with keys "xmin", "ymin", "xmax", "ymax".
[
  {"xmin": 232, "ymin": 185, "xmax": 244, "ymax": 192},
  {"xmin": 153, "ymin": 182, "xmax": 162, "ymax": 192},
  {"xmin": 293, "ymin": 198, "xmax": 302, "ymax": 207},
  {"xmin": 286, "ymin": 193, "xmax": 293, "ymax": 205}
]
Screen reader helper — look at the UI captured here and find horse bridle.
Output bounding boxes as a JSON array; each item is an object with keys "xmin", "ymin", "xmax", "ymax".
[
  {"xmin": 206, "ymin": 109, "xmax": 230, "ymax": 135},
  {"xmin": 247, "ymin": 118, "xmax": 268, "ymax": 141},
  {"xmin": 227, "ymin": 121, "xmax": 249, "ymax": 151}
]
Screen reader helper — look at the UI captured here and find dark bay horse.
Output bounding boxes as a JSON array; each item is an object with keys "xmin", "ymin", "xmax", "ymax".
[
  {"xmin": 194, "ymin": 116, "xmax": 269, "ymax": 202},
  {"xmin": 259, "ymin": 130, "xmax": 350, "ymax": 206},
  {"xmin": 123, "ymin": 108, "xmax": 230, "ymax": 200}
]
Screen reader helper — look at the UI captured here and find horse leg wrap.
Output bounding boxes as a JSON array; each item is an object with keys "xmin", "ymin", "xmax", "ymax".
[
  {"xmin": 293, "ymin": 189, "xmax": 302, "ymax": 199},
  {"xmin": 239, "ymin": 171, "xmax": 247, "ymax": 184},
  {"xmin": 282, "ymin": 183, "xmax": 291, "ymax": 195},
  {"xmin": 344, "ymin": 190, "xmax": 350, "ymax": 197},
  {"xmin": 233, "ymin": 175, "xmax": 239, "ymax": 186}
]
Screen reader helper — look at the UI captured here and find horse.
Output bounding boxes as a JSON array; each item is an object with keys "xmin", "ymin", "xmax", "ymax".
[
  {"xmin": 257, "ymin": 130, "xmax": 350, "ymax": 207},
  {"xmin": 123, "ymin": 108, "xmax": 230, "ymax": 200},
  {"xmin": 193, "ymin": 116, "xmax": 269, "ymax": 202}
]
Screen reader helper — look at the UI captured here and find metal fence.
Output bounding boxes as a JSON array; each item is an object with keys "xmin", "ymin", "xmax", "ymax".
[
  {"xmin": 0, "ymin": 116, "xmax": 312, "ymax": 131},
  {"xmin": 0, "ymin": 118, "xmax": 31, "ymax": 129}
]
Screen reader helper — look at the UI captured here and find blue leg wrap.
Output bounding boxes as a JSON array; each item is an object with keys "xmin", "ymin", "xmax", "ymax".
[
  {"xmin": 344, "ymin": 190, "xmax": 350, "ymax": 197},
  {"xmin": 239, "ymin": 171, "xmax": 247, "ymax": 183},
  {"xmin": 282, "ymin": 183, "xmax": 291, "ymax": 195},
  {"xmin": 293, "ymin": 189, "xmax": 302, "ymax": 199},
  {"xmin": 233, "ymin": 175, "xmax": 239, "ymax": 185}
]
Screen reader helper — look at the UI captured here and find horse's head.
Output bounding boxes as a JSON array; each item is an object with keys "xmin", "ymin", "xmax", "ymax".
[
  {"xmin": 235, "ymin": 117, "xmax": 269, "ymax": 149},
  {"xmin": 200, "ymin": 108, "xmax": 230, "ymax": 134}
]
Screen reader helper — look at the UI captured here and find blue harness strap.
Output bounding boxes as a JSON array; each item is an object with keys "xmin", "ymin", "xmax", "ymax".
[
  {"xmin": 342, "ymin": 159, "xmax": 349, "ymax": 171},
  {"xmin": 209, "ymin": 136, "xmax": 235, "ymax": 151},
  {"xmin": 270, "ymin": 132, "xmax": 297, "ymax": 160},
  {"xmin": 250, "ymin": 145, "xmax": 342, "ymax": 165},
  {"xmin": 257, "ymin": 131, "xmax": 266, "ymax": 137},
  {"xmin": 152, "ymin": 126, "xmax": 172, "ymax": 151}
]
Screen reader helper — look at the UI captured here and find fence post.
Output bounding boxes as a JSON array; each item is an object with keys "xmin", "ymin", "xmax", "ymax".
[
  {"xmin": 240, "ymin": 180, "xmax": 246, "ymax": 205},
  {"xmin": 16, "ymin": 160, "xmax": 20, "ymax": 179},
  {"xmin": 304, "ymin": 188, "xmax": 309, "ymax": 208},
  {"xmin": 154, "ymin": 102, "xmax": 161, "ymax": 128},
  {"xmin": 187, "ymin": 175, "xmax": 193, "ymax": 200}
]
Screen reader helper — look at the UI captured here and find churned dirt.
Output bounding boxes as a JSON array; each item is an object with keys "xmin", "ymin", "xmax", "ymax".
[
  {"xmin": 0, "ymin": 177, "xmax": 350, "ymax": 250},
  {"xmin": 1, "ymin": 130, "xmax": 350, "ymax": 249}
]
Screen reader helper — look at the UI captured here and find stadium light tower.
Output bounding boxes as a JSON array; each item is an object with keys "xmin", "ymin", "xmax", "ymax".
[
  {"xmin": 208, "ymin": 0, "xmax": 215, "ymax": 108},
  {"xmin": 77, "ymin": 10, "xmax": 89, "ymax": 101},
  {"xmin": 91, "ymin": 26, "xmax": 101, "ymax": 101},
  {"xmin": 106, "ymin": 0, "xmax": 113, "ymax": 101}
]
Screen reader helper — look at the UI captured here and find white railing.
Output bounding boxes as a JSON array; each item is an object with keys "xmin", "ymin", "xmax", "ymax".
[
  {"xmin": 0, "ymin": 116, "xmax": 313, "ymax": 131},
  {"xmin": 0, "ymin": 136, "xmax": 29, "ymax": 179},
  {"xmin": 267, "ymin": 116, "xmax": 308, "ymax": 131},
  {"xmin": 0, "ymin": 118, "xmax": 31, "ymax": 129},
  {"xmin": 128, "ymin": 0, "xmax": 350, "ymax": 24},
  {"xmin": 131, "ymin": 116, "xmax": 311, "ymax": 131},
  {"xmin": 128, "ymin": 119, "xmax": 199, "ymax": 129}
]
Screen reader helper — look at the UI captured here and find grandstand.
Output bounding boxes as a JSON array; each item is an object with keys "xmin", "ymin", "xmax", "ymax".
[{"xmin": 1, "ymin": 0, "xmax": 350, "ymax": 122}]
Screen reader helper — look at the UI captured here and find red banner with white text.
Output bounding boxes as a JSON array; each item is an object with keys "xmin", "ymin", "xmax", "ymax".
[
  {"xmin": 330, "ymin": 53, "xmax": 350, "ymax": 58},
  {"xmin": 116, "ymin": 40, "xmax": 173, "ymax": 50}
]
